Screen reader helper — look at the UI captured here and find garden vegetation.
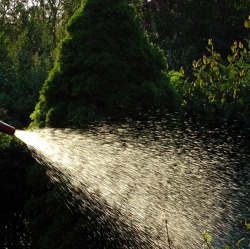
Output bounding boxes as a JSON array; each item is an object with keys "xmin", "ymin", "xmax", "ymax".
[{"xmin": 0, "ymin": 0, "xmax": 249, "ymax": 248}]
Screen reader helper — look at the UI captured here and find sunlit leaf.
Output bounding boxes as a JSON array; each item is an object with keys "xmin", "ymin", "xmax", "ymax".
[
  {"xmin": 233, "ymin": 88, "xmax": 237, "ymax": 99},
  {"xmin": 179, "ymin": 67, "xmax": 185, "ymax": 75},
  {"xmin": 202, "ymin": 230, "xmax": 213, "ymax": 243},
  {"xmin": 236, "ymin": 238, "xmax": 245, "ymax": 246},
  {"xmin": 192, "ymin": 60, "xmax": 197, "ymax": 68},
  {"xmin": 245, "ymin": 20, "xmax": 250, "ymax": 29},
  {"xmin": 169, "ymin": 70, "xmax": 184, "ymax": 77},
  {"xmin": 197, "ymin": 59, "xmax": 202, "ymax": 67},
  {"xmin": 208, "ymin": 39, "xmax": 213, "ymax": 46},
  {"xmin": 227, "ymin": 55, "xmax": 233, "ymax": 63},
  {"xmin": 203, "ymin": 55, "xmax": 208, "ymax": 64}
]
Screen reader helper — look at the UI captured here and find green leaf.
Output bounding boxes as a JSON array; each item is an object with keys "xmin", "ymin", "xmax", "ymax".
[
  {"xmin": 244, "ymin": 20, "xmax": 250, "ymax": 29},
  {"xmin": 214, "ymin": 52, "xmax": 221, "ymax": 60},
  {"xmin": 203, "ymin": 230, "xmax": 212, "ymax": 243},
  {"xmin": 236, "ymin": 238, "xmax": 245, "ymax": 246},
  {"xmin": 169, "ymin": 70, "xmax": 184, "ymax": 77},
  {"xmin": 227, "ymin": 55, "xmax": 233, "ymax": 63},
  {"xmin": 208, "ymin": 39, "xmax": 213, "ymax": 46},
  {"xmin": 200, "ymin": 70, "xmax": 208, "ymax": 78},
  {"xmin": 192, "ymin": 60, "xmax": 197, "ymax": 68},
  {"xmin": 203, "ymin": 55, "xmax": 210, "ymax": 64},
  {"xmin": 218, "ymin": 63, "xmax": 226, "ymax": 70},
  {"xmin": 179, "ymin": 67, "xmax": 185, "ymax": 75},
  {"xmin": 239, "ymin": 42, "xmax": 244, "ymax": 49}
]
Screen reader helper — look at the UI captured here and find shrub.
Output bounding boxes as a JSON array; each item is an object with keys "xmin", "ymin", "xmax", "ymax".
[
  {"xmin": 181, "ymin": 16, "xmax": 250, "ymax": 122},
  {"xmin": 30, "ymin": 0, "xmax": 175, "ymax": 127}
]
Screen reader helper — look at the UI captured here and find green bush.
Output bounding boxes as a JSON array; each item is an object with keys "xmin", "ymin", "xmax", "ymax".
[
  {"xmin": 30, "ymin": 0, "xmax": 175, "ymax": 128},
  {"xmin": 179, "ymin": 16, "xmax": 250, "ymax": 122}
]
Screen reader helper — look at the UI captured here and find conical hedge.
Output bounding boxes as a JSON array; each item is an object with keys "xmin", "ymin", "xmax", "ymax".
[{"xmin": 30, "ymin": 0, "xmax": 175, "ymax": 127}]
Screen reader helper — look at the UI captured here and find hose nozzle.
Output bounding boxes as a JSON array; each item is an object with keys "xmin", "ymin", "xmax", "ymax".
[{"xmin": 0, "ymin": 121, "xmax": 16, "ymax": 135}]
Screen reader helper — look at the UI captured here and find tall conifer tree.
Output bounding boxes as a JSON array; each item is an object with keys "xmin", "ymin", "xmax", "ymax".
[{"xmin": 30, "ymin": 0, "xmax": 174, "ymax": 127}]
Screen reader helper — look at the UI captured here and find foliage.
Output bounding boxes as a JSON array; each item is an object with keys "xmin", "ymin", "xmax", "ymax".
[
  {"xmin": 30, "ymin": 0, "xmax": 175, "ymax": 128},
  {"xmin": 174, "ymin": 16, "xmax": 250, "ymax": 123},
  {"xmin": 131, "ymin": 0, "xmax": 250, "ymax": 74},
  {"xmin": 202, "ymin": 222, "xmax": 250, "ymax": 249},
  {"xmin": 0, "ymin": 0, "xmax": 80, "ymax": 128},
  {"xmin": 0, "ymin": 1, "xmax": 250, "ymax": 248},
  {"xmin": 0, "ymin": 31, "xmax": 52, "ymax": 128}
]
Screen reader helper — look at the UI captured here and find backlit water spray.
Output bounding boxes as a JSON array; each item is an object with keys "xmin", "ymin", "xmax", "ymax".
[{"xmin": 15, "ymin": 118, "xmax": 250, "ymax": 248}]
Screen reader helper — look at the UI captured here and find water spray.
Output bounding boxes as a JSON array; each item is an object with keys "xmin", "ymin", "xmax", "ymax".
[
  {"xmin": 4, "ymin": 120, "xmax": 249, "ymax": 248},
  {"xmin": 0, "ymin": 121, "xmax": 16, "ymax": 135}
]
